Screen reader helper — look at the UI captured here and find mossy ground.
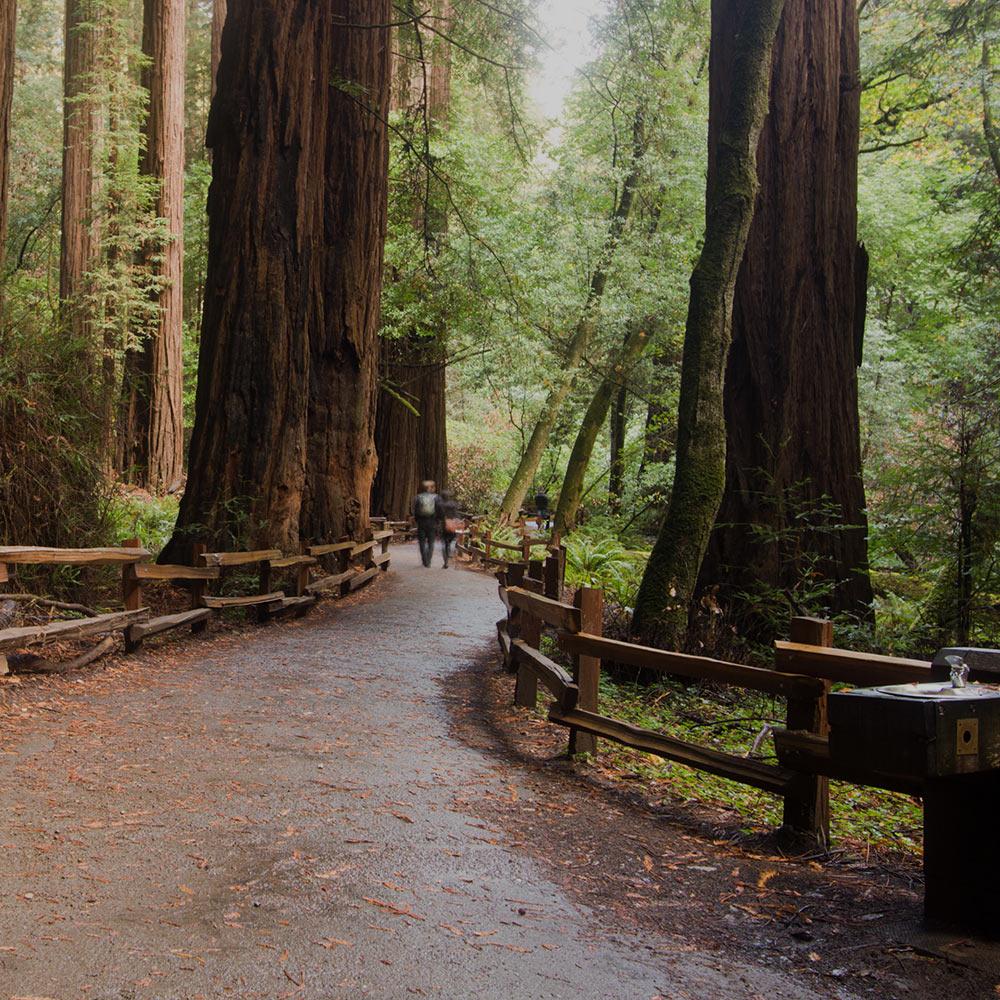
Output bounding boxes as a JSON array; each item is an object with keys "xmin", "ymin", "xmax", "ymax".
[{"xmin": 554, "ymin": 674, "xmax": 924, "ymax": 856}]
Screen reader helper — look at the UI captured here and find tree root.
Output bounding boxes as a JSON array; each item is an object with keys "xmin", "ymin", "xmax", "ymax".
[{"xmin": 0, "ymin": 593, "xmax": 99, "ymax": 617}]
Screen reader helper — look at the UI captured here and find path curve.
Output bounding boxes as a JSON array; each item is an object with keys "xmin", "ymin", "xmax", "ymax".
[{"xmin": 0, "ymin": 545, "xmax": 835, "ymax": 999}]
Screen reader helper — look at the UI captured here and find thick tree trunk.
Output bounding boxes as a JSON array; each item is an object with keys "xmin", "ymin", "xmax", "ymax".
[
  {"xmin": 210, "ymin": 0, "xmax": 226, "ymax": 99},
  {"xmin": 119, "ymin": 0, "xmax": 186, "ymax": 493},
  {"xmin": 632, "ymin": 0, "xmax": 786, "ymax": 649},
  {"xmin": 373, "ymin": 0, "xmax": 451, "ymax": 517},
  {"xmin": 554, "ymin": 325, "xmax": 650, "ymax": 536},
  {"xmin": 300, "ymin": 1, "xmax": 390, "ymax": 542},
  {"xmin": 61, "ymin": 0, "xmax": 99, "ymax": 350},
  {"xmin": 499, "ymin": 108, "xmax": 648, "ymax": 521},
  {"xmin": 697, "ymin": 0, "xmax": 873, "ymax": 625},
  {"xmin": 165, "ymin": 0, "xmax": 390, "ymax": 557},
  {"xmin": 371, "ymin": 338, "xmax": 447, "ymax": 518},
  {"xmin": 0, "ymin": 0, "xmax": 14, "ymax": 310}
]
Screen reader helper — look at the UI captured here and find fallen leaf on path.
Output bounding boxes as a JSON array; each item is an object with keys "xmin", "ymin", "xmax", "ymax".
[
  {"xmin": 363, "ymin": 896, "xmax": 426, "ymax": 921},
  {"xmin": 314, "ymin": 938, "xmax": 352, "ymax": 949}
]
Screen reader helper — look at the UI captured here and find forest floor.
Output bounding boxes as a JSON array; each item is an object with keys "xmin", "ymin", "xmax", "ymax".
[{"xmin": 0, "ymin": 544, "xmax": 996, "ymax": 999}]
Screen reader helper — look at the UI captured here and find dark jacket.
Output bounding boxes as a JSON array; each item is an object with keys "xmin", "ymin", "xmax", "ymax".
[{"xmin": 439, "ymin": 497, "xmax": 461, "ymax": 535}]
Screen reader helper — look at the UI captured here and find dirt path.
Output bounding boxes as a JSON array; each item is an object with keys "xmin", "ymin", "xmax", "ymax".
[{"xmin": 0, "ymin": 545, "xmax": 989, "ymax": 999}]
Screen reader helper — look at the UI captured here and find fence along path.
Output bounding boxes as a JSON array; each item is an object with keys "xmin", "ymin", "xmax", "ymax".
[
  {"xmin": 0, "ymin": 529, "xmax": 394, "ymax": 672},
  {"xmin": 465, "ymin": 537, "xmax": 963, "ymax": 847}
]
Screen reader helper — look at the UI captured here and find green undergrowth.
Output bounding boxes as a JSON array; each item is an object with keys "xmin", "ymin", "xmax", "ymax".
[{"xmin": 560, "ymin": 676, "xmax": 923, "ymax": 856}]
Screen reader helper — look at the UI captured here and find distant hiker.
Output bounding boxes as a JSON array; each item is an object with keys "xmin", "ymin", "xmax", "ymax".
[
  {"xmin": 534, "ymin": 488, "xmax": 550, "ymax": 530},
  {"xmin": 413, "ymin": 480, "xmax": 442, "ymax": 567},
  {"xmin": 439, "ymin": 490, "xmax": 462, "ymax": 569}
]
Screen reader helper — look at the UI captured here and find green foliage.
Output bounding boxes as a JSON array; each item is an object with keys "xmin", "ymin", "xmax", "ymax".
[{"xmin": 564, "ymin": 521, "xmax": 648, "ymax": 610}]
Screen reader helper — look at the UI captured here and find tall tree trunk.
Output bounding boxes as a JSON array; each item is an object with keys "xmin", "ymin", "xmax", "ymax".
[
  {"xmin": 210, "ymin": 0, "xmax": 226, "ymax": 99},
  {"xmin": 300, "ymin": 0, "xmax": 390, "ymax": 542},
  {"xmin": 499, "ymin": 107, "xmax": 648, "ymax": 521},
  {"xmin": 554, "ymin": 325, "xmax": 651, "ymax": 537},
  {"xmin": 631, "ymin": 0, "xmax": 786, "ymax": 649},
  {"xmin": 607, "ymin": 378, "xmax": 628, "ymax": 515},
  {"xmin": 61, "ymin": 0, "xmax": 99, "ymax": 352},
  {"xmin": 119, "ymin": 0, "xmax": 186, "ymax": 493},
  {"xmin": 697, "ymin": 0, "xmax": 873, "ymax": 626},
  {"xmin": 0, "ymin": 0, "xmax": 14, "ymax": 312},
  {"xmin": 165, "ymin": 0, "xmax": 390, "ymax": 557},
  {"xmin": 372, "ymin": 0, "xmax": 452, "ymax": 517}
]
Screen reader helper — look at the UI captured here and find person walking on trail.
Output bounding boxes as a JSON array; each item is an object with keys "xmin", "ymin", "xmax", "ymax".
[
  {"xmin": 413, "ymin": 480, "xmax": 442, "ymax": 567},
  {"xmin": 439, "ymin": 490, "xmax": 462, "ymax": 569}
]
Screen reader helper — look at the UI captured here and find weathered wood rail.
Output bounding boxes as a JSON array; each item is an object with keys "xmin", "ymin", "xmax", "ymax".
[
  {"xmin": 486, "ymin": 546, "xmax": 946, "ymax": 848},
  {"xmin": 0, "ymin": 528, "xmax": 394, "ymax": 671}
]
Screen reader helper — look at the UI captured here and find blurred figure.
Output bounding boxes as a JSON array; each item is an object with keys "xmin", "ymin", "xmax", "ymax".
[
  {"xmin": 439, "ymin": 490, "xmax": 462, "ymax": 568},
  {"xmin": 412, "ymin": 480, "xmax": 442, "ymax": 567}
]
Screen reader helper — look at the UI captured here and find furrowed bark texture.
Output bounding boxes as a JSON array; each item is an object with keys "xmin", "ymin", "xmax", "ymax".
[
  {"xmin": 300, "ymin": 0, "xmax": 390, "ymax": 542},
  {"xmin": 554, "ymin": 326, "xmax": 650, "ymax": 536},
  {"xmin": 632, "ymin": 0, "xmax": 786, "ymax": 649},
  {"xmin": 210, "ymin": 0, "xmax": 226, "ymax": 99},
  {"xmin": 371, "ymin": 339, "xmax": 447, "ymax": 518},
  {"xmin": 167, "ymin": 0, "xmax": 390, "ymax": 556},
  {"xmin": 372, "ymin": 0, "xmax": 452, "ymax": 518},
  {"xmin": 698, "ymin": 0, "xmax": 873, "ymax": 623},
  {"xmin": 499, "ymin": 108, "xmax": 647, "ymax": 521},
  {"xmin": 0, "ymin": 0, "xmax": 14, "ymax": 309},
  {"xmin": 119, "ymin": 0, "xmax": 186, "ymax": 493},
  {"xmin": 61, "ymin": 0, "xmax": 99, "ymax": 350}
]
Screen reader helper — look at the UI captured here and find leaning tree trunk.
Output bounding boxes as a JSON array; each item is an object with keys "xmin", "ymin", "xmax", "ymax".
[
  {"xmin": 608, "ymin": 377, "xmax": 628, "ymax": 515},
  {"xmin": 119, "ymin": 0, "xmax": 186, "ymax": 493},
  {"xmin": 300, "ymin": 0, "xmax": 390, "ymax": 542},
  {"xmin": 0, "ymin": 0, "xmax": 14, "ymax": 312},
  {"xmin": 631, "ymin": 0, "xmax": 786, "ymax": 649},
  {"xmin": 499, "ymin": 107, "xmax": 647, "ymax": 521},
  {"xmin": 554, "ymin": 325, "xmax": 650, "ymax": 537},
  {"xmin": 61, "ymin": 0, "xmax": 100, "ymax": 352},
  {"xmin": 697, "ymin": 0, "xmax": 873, "ymax": 625},
  {"xmin": 165, "ymin": 0, "xmax": 390, "ymax": 557}
]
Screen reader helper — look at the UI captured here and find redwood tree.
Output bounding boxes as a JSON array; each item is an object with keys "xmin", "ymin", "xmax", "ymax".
[
  {"xmin": 371, "ymin": 0, "xmax": 453, "ymax": 518},
  {"xmin": 165, "ymin": 0, "xmax": 390, "ymax": 556},
  {"xmin": 119, "ymin": 0, "xmax": 186, "ymax": 493},
  {"xmin": 61, "ymin": 0, "xmax": 99, "ymax": 347},
  {"xmin": 697, "ymin": 0, "xmax": 874, "ymax": 624},
  {"xmin": 0, "ymin": 0, "xmax": 14, "ymax": 311}
]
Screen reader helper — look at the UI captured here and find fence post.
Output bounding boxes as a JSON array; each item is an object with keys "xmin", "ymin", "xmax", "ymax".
[
  {"xmin": 514, "ymin": 604, "xmax": 541, "ymax": 708},
  {"xmin": 543, "ymin": 552, "xmax": 561, "ymax": 600},
  {"xmin": 528, "ymin": 557, "xmax": 544, "ymax": 582},
  {"xmin": 121, "ymin": 538, "xmax": 143, "ymax": 653},
  {"xmin": 189, "ymin": 542, "xmax": 209, "ymax": 632},
  {"xmin": 121, "ymin": 538, "xmax": 143, "ymax": 612},
  {"xmin": 521, "ymin": 531, "xmax": 532, "ymax": 565},
  {"xmin": 484, "ymin": 529, "xmax": 493, "ymax": 563},
  {"xmin": 782, "ymin": 616, "xmax": 833, "ymax": 846},
  {"xmin": 569, "ymin": 586, "xmax": 603, "ymax": 755}
]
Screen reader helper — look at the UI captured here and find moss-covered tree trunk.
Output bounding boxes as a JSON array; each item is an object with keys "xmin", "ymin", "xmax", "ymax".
[
  {"xmin": 0, "ymin": 0, "xmax": 14, "ymax": 314},
  {"xmin": 554, "ymin": 325, "xmax": 650, "ymax": 537},
  {"xmin": 631, "ymin": 0, "xmax": 786, "ymax": 649},
  {"xmin": 697, "ymin": 0, "xmax": 873, "ymax": 627},
  {"xmin": 498, "ymin": 107, "xmax": 647, "ymax": 522},
  {"xmin": 164, "ymin": 0, "xmax": 390, "ymax": 557}
]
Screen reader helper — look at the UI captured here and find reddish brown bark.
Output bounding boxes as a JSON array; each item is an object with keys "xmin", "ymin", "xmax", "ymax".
[
  {"xmin": 210, "ymin": 0, "xmax": 226, "ymax": 99},
  {"xmin": 166, "ymin": 0, "xmax": 390, "ymax": 556},
  {"xmin": 698, "ymin": 0, "xmax": 873, "ymax": 624},
  {"xmin": 60, "ymin": 0, "xmax": 99, "ymax": 348},
  {"xmin": 300, "ymin": 0, "xmax": 390, "ymax": 542},
  {"xmin": 119, "ymin": 0, "xmax": 186, "ymax": 493},
  {"xmin": 0, "ymin": 0, "xmax": 15, "ymax": 308},
  {"xmin": 373, "ymin": 0, "xmax": 451, "ymax": 518}
]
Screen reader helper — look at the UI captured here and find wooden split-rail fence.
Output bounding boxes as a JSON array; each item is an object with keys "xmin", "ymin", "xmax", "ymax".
[
  {"xmin": 479, "ymin": 544, "xmax": 966, "ymax": 847},
  {"xmin": 0, "ymin": 529, "xmax": 394, "ymax": 674}
]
